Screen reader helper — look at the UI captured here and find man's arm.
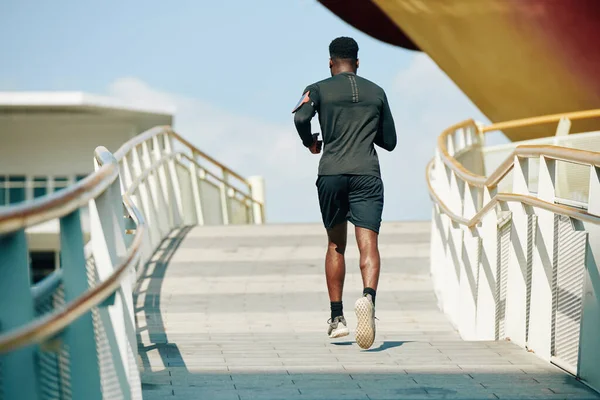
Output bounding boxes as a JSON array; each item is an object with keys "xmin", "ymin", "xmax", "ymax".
[
  {"xmin": 292, "ymin": 85, "xmax": 319, "ymax": 148},
  {"xmin": 374, "ymin": 92, "xmax": 397, "ymax": 151}
]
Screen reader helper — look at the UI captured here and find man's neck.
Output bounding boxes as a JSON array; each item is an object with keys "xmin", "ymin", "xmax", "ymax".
[{"xmin": 332, "ymin": 67, "xmax": 356, "ymax": 76}]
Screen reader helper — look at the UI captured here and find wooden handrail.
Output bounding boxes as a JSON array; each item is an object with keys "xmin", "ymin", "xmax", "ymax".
[
  {"xmin": 482, "ymin": 109, "xmax": 600, "ymax": 133},
  {"xmin": 169, "ymin": 130, "xmax": 249, "ymax": 184},
  {"xmin": 426, "ymin": 160, "xmax": 600, "ymax": 228},
  {"xmin": 484, "ymin": 145, "xmax": 600, "ymax": 189},
  {"xmin": 113, "ymin": 126, "xmax": 250, "ymax": 185},
  {"xmin": 176, "ymin": 153, "xmax": 262, "ymax": 205},
  {"xmin": 437, "ymin": 119, "xmax": 600, "ymax": 189},
  {"xmin": 515, "ymin": 145, "xmax": 600, "ymax": 167},
  {"xmin": 0, "ymin": 126, "xmax": 254, "ymax": 236},
  {"xmin": 430, "ymin": 109, "xmax": 600, "ymax": 227},
  {"xmin": 437, "ymin": 119, "xmax": 487, "ymax": 186},
  {"xmin": 0, "ymin": 163, "xmax": 117, "ymax": 235},
  {"xmin": 0, "ymin": 212, "xmax": 144, "ymax": 353}
]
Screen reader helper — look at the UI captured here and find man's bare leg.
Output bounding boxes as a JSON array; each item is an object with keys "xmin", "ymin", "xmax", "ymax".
[
  {"xmin": 325, "ymin": 221, "xmax": 349, "ymax": 338},
  {"xmin": 326, "ymin": 222, "xmax": 347, "ymax": 301},
  {"xmin": 354, "ymin": 226, "xmax": 380, "ymax": 349},
  {"xmin": 355, "ymin": 227, "xmax": 380, "ymax": 292}
]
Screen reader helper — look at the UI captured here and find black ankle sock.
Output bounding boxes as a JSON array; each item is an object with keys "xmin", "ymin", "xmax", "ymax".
[
  {"xmin": 363, "ymin": 287, "xmax": 376, "ymax": 306},
  {"xmin": 331, "ymin": 301, "xmax": 343, "ymax": 320}
]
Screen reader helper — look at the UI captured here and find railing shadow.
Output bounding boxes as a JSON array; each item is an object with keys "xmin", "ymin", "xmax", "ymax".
[{"xmin": 133, "ymin": 225, "xmax": 193, "ymax": 388}]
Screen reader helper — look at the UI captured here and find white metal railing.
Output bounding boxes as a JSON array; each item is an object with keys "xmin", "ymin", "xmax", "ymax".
[
  {"xmin": 0, "ymin": 126, "xmax": 265, "ymax": 399},
  {"xmin": 483, "ymin": 126, "xmax": 600, "ymax": 204},
  {"xmin": 427, "ymin": 111, "xmax": 600, "ymax": 393}
]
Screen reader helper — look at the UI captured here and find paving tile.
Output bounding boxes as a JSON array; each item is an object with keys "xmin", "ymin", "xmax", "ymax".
[{"xmin": 137, "ymin": 222, "xmax": 600, "ymax": 400}]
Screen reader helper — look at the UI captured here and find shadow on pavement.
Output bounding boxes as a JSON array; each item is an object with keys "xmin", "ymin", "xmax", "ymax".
[
  {"xmin": 331, "ymin": 340, "xmax": 410, "ymax": 352},
  {"xmin": 134, "ymin": 226, "xmax": 193, "ymax": 387}
]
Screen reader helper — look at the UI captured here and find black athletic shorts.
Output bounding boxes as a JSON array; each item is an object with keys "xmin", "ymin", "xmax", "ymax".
[{"xmin": 316, "ymin": 174, "xmax": 384, "ymax": 234}]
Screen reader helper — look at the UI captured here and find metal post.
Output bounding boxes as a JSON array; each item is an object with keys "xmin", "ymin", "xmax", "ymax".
[
  {"xmin": 220, "ymin": 170, "xmax": 231, "ymax": 225},
  {"xmin": 189, "ymin": 155, "xmax": 204, "ymax": 226},
  {"xmin": 131, "ymin": 146, "xmax": 160, "ymax": 248},
  {"xmin": 164, "ymin": 134, "xmax": 184, "ymax": 227},
  {"xmin": 248, "ymin": 175, "xmax": 266, "ymax": 224},
  {"xmin": 476, "ymin": 185, "xmax": 500, "ymax": 340},
  {"xmin": 505, "ymin": 155, "xmax": 531, "ymax": 347},
  {"xmin": 60, "ymin": 210, "xmax": 103, "ymax": 399},
  {"xmin": 528, "ymin": 156, "xmax": 556, "ymax": 361},
  {"xmin": 459, "ymin": 183, "xmax": 480, "ymax": 339},
  {"xmin": 0, "ymin": 230, "xmax": 41, "ymax": 400},
  {"xmin": 142, "ymin": 141, "xmax": 169, "ymax": 237}
]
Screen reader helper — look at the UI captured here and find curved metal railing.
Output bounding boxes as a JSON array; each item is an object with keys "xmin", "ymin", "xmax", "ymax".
[
  {"xmin": 425, "ymin": 160, "xmax": 600, "ymax": 228},
  {"xmin": 0, "ymin": 126, "xmax": 265, "ymax": 399},
  {"xmin": 0, "ymin": 149, "xmax": 145, "ymax": 354},
  {"xmin": 427, "ymin": 110, "xmax": 600, "ymax": 393},
  {"xmin": 436, "ymin": 110, "xmax": 600, "ymax": 188}
]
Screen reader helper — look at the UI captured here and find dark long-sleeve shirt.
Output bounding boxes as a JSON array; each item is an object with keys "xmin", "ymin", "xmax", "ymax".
[{"xmin": 293, "ymin": 71, "xmax": 397, "ymax": 178}]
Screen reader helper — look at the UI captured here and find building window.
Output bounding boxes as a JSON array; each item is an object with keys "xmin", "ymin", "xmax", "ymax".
[
  {"xmin": 33, "ymin": 176, "xmax": 48, "ymax": 199},
  {"xmin": 53, "ymin": 176, "xmax": 69, "ymax": 193},
  {"xmin": 0, "ymin": 175, "xmax": 27, "ymax": 205},
  {"xmin": 9, "ymin": 176, "xmax": 26, "ymax": 204},
  {"xmin": 0, "ymin": 176, "xmax": 5, "ymax": 206},
  {"xmin": 0, "ymin": 175, "xmax": 81, "ymax": 205}
]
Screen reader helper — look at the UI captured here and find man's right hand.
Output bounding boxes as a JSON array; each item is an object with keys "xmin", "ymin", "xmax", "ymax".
[{"xmin": 309, "ymin": 133, "xmax": 322, "ymax": 154}]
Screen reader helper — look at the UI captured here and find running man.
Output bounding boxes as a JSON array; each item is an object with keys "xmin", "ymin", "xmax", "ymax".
[{"xmin": 292, "ymin": 37, "xmax": 397, "ymax": 349}]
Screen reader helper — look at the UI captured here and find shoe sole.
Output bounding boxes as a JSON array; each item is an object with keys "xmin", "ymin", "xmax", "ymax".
[
  {"xmin": 329, "ymin": 326, "xmax": 349, "ymax": 338},
  {"xmin": 354, "ymin": 297, "xmax": 375, "ymax": 349}
]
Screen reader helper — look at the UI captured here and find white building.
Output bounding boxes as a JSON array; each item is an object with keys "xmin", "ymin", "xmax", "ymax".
[{"xmin": 0, "ymin": 91, "xmax": 173, "ymax": 279}]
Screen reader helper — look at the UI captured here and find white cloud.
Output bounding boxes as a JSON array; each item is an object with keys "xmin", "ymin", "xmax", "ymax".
[
  {"xmin": 109, "ymin": 77, "xmax": 322, "ymax": 223},
  {"xmin": 377, "ymin": 53, "xmax": 499, "ymax": 221},
  {"xmin": 108, "ymin": 53, "xmax": 504, "ymax": 223}
]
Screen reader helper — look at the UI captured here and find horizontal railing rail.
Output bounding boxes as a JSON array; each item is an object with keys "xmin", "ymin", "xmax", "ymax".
[
  {"xmin": 425, "ymin": 160, "xmax": 600, "ymax": 228},
  {"xmin": 437, "ymin": 120, "xmax": 600, "ymax": 189},
  {"xmin": 176, "ymin": 153, "xmax": 265, "ymax": 218},
  {"xmin": 0, "ymin": 208, "xmax": 144, "ymax": 353},
  {"xmin": 114, "ymin": 126, "xmax": 254, "ymax": 195},
  {"xmin": 0, "ymin": 164, "xmax": 117, "ymax": 234},
  {"xmin": 116, "ymin": 126, "xmax": 264, "ymax": 226},
  {"xmin": 482, "ymin": 109, "xmax": 600, "ymax": 134}
]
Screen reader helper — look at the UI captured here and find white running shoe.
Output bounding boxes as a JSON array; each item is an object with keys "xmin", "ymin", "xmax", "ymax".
[
  {"xmin": 327, "ymin": 316, "xmax": 350, "ymax": 338},
  {"xmin": 354, "ymin": 294, "xmax": 376, "ymax": 349}
]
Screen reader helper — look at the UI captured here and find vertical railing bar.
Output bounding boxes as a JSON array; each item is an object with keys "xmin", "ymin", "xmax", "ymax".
[
  {"xmin": 220, "ymin": 169, "xmax": 231, "ymax": 225},
  {"xmin": 152, "ymin": 136, "xmax": 176, "ymax": 230},
  {"xmin": 141, "ymin": 141, "xmax": 168, "ymax": 237},
  {"xmin": 190, "ymin": 151, "xmax": 205, "ymax": 226},
  {"xmin": 164, "ymin": 133, "xmax": 184, "ymax": 227},
  {"xmin": 131, "ymin": 145, "xmax": 159, "ymax": 247},
  {"xmin": 60, "ymin": 209, "xmax": 103, "ymax": 400},
  {"xmin": 0, "ymin": 230, "xmax": 41, "ymax": 400},
  {"xmin": 97, "ymin": 308, "xmax": 133, "ymax": 400}
]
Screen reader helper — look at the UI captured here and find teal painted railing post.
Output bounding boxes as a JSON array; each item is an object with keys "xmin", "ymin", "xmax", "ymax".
[
  {"xmin": 59, "ymin": 210, "xmax": 103, "ymax": 399},
  {"xmin": 0, "ymin": 230, "xmax": 41, "ymax": 400}
]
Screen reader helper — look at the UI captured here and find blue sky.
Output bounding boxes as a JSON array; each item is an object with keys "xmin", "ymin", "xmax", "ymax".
[{"xmin": 0, "ymin": 0, "xmax": 505, "ymax": 223}]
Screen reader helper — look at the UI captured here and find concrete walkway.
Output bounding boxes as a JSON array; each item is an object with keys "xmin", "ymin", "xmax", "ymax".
[{"xmin": 136, "ymin": 222, "xmax": 600, "ymax": 400}]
